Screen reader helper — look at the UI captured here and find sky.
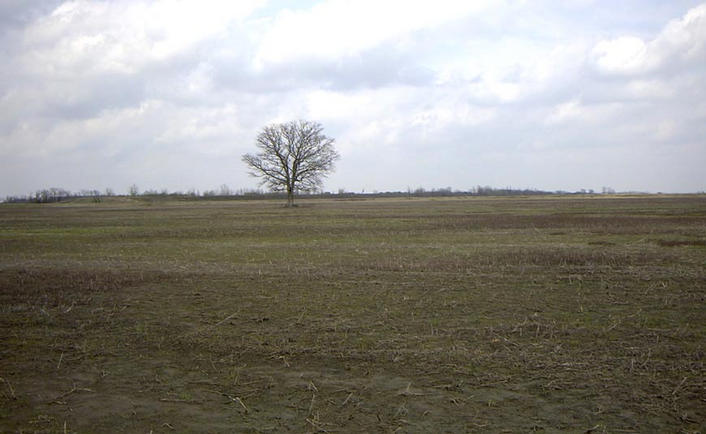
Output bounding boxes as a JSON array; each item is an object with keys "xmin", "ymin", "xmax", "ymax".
[{"xmin": 1, "ymin": 0, "xmax": 705, "ymax": 197}]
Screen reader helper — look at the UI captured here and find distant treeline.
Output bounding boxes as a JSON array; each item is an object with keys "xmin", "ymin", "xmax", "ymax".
[{"xmin": 3, "ymin": 185, "xmax": 627, "ymax": 203}]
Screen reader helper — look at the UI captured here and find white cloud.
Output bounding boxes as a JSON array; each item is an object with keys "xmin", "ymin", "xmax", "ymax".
[
  {"xmin": 20, "ymin": 0, "xmax": 264, "ymax": 77},
  {"xmin": 592, "ymin": 3, "xmax": 706, "ymax": 75},
  {"xmin": 625, "ymin": 79, "xmax": 674, "ymax": 99},
  {"xmin": 545, "ymin": 99, "xmax": 583, "ymax": 124},
  {"xmin": 1, "ymin": 1, "xmax": 705, "ymax": 196},
  {"xmin": 593, "ymin": 36, "xmax": 650, "ymax": 74},
  {"xmin": 654, "ymin": 3, "xmax": 706, "ymax": 62},
  {"xmin": 255, "ymin": 0, "xmax": 492, "ymax": 66}
]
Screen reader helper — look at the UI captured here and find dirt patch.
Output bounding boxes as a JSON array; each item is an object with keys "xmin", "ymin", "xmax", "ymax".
[{"xmin": 652, "ymin": 238, "xmax": 706, "ymax": 247}]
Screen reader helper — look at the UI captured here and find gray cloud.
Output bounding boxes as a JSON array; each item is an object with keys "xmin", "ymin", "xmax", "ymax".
[
  {"xmin": 0, "ymin": 1, "xmax": 62, "ymax": 30},
  {"xmin": 1, "ymin": 0, "xmax": 705, "ymax": 197}
]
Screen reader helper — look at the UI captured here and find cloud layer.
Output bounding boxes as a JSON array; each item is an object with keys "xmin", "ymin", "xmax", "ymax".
[{"xmin": 1, "ymin": 0, "xmax": 705, "ymax": 196}]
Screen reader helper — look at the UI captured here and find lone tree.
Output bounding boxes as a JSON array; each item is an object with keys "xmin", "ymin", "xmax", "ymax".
[{"xmin": 242, "ymin": 120, "xmax": 339, "ymax": 207}]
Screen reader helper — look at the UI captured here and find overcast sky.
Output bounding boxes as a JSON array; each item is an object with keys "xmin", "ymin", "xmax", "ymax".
[{"xmin": 1, "ymin": 0, "xmax": 705, "ymax": 197}]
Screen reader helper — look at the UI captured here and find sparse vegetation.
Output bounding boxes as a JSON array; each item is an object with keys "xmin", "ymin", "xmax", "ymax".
[{"xmin": 0, "ymin": 195, "xmax": 704, "ymax": 432}]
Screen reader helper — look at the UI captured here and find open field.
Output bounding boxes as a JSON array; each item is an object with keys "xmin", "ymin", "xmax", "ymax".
[{"xmin": 1, "ymin": 195, "xmax": 705, "ymax": 432}]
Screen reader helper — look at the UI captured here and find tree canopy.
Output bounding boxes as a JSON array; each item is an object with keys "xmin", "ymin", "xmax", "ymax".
[{"xmin": 242, "ymin": 120, "xmax": 339, "ymax": 206}]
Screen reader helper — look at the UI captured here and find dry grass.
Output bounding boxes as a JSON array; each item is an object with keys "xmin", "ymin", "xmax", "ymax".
[{"xmin": 1, "ymin": 195, "xmax": 705, "ymax": 432}]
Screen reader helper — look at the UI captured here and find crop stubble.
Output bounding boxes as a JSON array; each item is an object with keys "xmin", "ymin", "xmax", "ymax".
[{"xmin": 0, "ymin": 195, "xmax": 704, "ymax": 432}]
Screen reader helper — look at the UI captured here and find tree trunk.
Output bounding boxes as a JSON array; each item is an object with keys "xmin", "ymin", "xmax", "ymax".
[{"xmin": 286, "ymin": 189, "xmax": 294, "ymax": 207}]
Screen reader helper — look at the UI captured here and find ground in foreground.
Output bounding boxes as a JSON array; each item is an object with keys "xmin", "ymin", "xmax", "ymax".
[{"xmin": 1, "ymin": 195, "xmax": 705, "ymax": 432}]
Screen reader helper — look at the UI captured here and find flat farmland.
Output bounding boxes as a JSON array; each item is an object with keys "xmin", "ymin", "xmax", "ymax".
[{"xmin": 1, "ymin": 195, "xmax": 704, "ymax": 432}]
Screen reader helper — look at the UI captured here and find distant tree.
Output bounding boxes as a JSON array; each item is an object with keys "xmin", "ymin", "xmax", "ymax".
[
  {"xmin": 128, "ymin": 184, "xmax": 139, "ymax": 196},
  {"xmin": 33, "ymin": 187, "xmax": 70, "ymax": 203},
  {"xmin": 242, "ymin": 120, "xmax": 339, "ymax": 207},
  {"xmin": 218, "ymin": 184, "xmax": 232, "ymax": 196}
]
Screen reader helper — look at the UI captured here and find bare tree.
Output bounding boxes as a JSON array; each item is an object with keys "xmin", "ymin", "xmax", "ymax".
[
  {"xmin": 128, "ymin": 184, "xmax": 139, "ymax": 196},
  {"xmin": 242, "ymin": 120, "xmax": 339, "ymax": 207},
  {"xmin": 218, "ymin": 184, "xmax": 232, "ymax": 196}
]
